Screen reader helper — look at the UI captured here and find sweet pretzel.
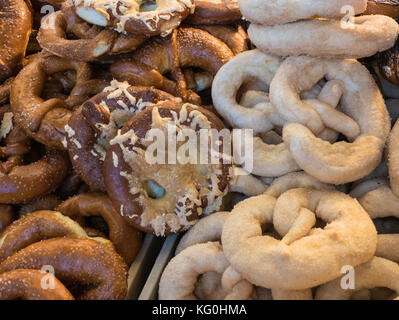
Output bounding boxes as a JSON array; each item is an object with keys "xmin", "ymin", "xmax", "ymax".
[
  {"xmin": 103, "ymin": 102, "xmax": 231, "ymax": 236},
  {"xmin": 185, "ymin": 0, "xmax": 241, "ymax": 24},
  {"xmin": 0, "ymin": 237, "xmax": 128, "ymax": 300},
  {"xmin": 221, "ymin": 189, "xmax": 377, "ymax": 290},
  {"xmin": 71, "ymin": 0, "xmax": 194, "ymax": 35},
  {"xmin": 56, "ymin": 192, "xmax": 142, "ymax": 265},
  {"xmin": 0, "ymin": 269, "xmax": 74, "ymax": 300},
  {"xmin": 110, "ymin": 28, "xmax": 234, "ymax": 104},
  {"xmin": 159, "ymin": 242, "xmax": 253, "ymax": 300},
  {"xmin": 0, "ymin": 210, "xmax": 87, "ymax": 263},
  {"xmin": 37, "ymin": 4, "xmax": 148, "ymax": 62},
  {"xmin": 0, "ymin": 0, "xmax": 32, "ymax": 83},
  {"xmin": 66, "ymin": 82, "xmax": 175, "ymax": 191},
  {"xmin": 272, "ymin": 56, "xmax": 390, "ymax": 184},
  {"xmin": 10, "ymin": 53, "xmax": 107, "ymax": 149}
]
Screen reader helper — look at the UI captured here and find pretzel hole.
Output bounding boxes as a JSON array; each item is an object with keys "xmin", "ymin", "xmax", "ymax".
[
  {"xmin": 140, "ymin": 1, "xmax": 157, "ymax": 12},
  {"xmin": 143, "ymin": 179, "xmax": 165, "ymax": 199}
]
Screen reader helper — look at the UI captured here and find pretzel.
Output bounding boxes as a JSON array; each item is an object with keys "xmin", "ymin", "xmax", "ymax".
[
  {"xmin": 38, "ymin": 4, "xmax": 148, "ymax": 62},
  {"xmin": 0, "ymin": 269, "xmax": 74, "ymax": 300},
  {"xmin": 10, "ymin": 53, "xmax": 106, "ymax": 149},
  {"xmin": 103, "ymin": 102, "xmax": 231, "ymax": 236},
  {"xmin": 185, "ymin": 0, "xmax": 241, "ymax": 25},
  {"xmin": 248, "ymin": 15, "xmax": 399, "ymax": 59},
  {"xmin": 0, "ymin": 210, "xmax": 87, "ymax": 263},
  {"xmin": 56, "ymin": 192, "xmax": 142, "ymax": 265},
  {"xmin": 273, "ymin": 56, "xmax": 390, "ymax": 184},
  {"xmin": 72, "ymin": 0, "xmax": 194, "ymax": 35},
  {"xmin": 0, "ymin": 237, "xmax": 128, "ymax": 300},
  {"xmin": 0, "ymin": 123, "xmax": 69, "ymax": 204},
  {"xmin": 110, "ymin": 28, "xmax": 234, "ymax": 104},
  {"xmin": 0, "ymin": 0, "xmax": 32, "ymax": 83},
  {"xmin": 159, "ymin": 242, "xmax": 253, "ymax": 300},
  {"xmin": 221, "ymin": 189, "xmax": 377, "ymax": 290},
  {"xmin": 66, "ymin": 82, "xmax": 175, "ymax": 191},
  {"xmin": 239, "ymin": 0, "xmax": 367, "ymax": 25},
  {"xmin": 316, "ymin": 257, "xmax": 399, "ymax": 300}
]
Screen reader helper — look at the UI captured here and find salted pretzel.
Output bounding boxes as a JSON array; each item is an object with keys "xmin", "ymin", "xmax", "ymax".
[
  {"xmin": 71, "ymin": 0, "xmax": 194, "ymax": 35},
  {"xmin": 0, "ymin": 109, "xmax": 69, "ymax": 203},
  {"xmin": 0, "ymin": 210, "xmax": 88, "ymax": 263},
  {"xmin": 0, "ymin": 237, "xmax": 128, "ymax": 300},
  {"xmin": 0, "ymin": 269, "xmax": 74, "ymax": 300},
  {"xmin": 10, "ymin": 53, "xmax": 107, "ymax": 149},
  {"xmin": 18, "ymin": 195, "xmax": 62, "ymax": 218},
  {"xmin": 56, "ymin": 193, "xmax": 142, "ymax": 265},
  {"xmin": 66, "ymin": 81, "xmax": 175, "ymax": 191},
  {"xmin": 185, "ymin": 0, "xmax": 241, "ymax": 25},
  {"xmin": 103, "ymin": 101, "xmax": 231, "ymax": 236},
  {"xmin": 110, "ymin": 28, "xmax": 234, "ymax": 104},
  {"xmin": 0, "ymin": 0, "xmax": 32, "ymax": 83}
]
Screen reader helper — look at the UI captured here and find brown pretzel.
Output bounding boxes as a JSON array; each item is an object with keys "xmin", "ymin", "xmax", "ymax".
[
  {"xmin": 0, "ymin": 269, "xmax": 74, "ymax": 300},
  {"xmin": 0, "ymin": 204, "xmax": 13, "ymax": 233},
  {"xmin": 66, "ymin": 83, "xmax": 175, "ymax": 191},
  {"xmin": 56, "ymin": 192, "xmax": 142, "ymax": 265},
  {"xmin": 185, "ymin": 0, "xmax": 242, "ymax": 25},
  {"xmin": 10, "ymin": 53, "xmax": 106, "ymax": 149},
  {"xmin": 0, "ymin": 0, "xmax": 32, "ymax": 83},
  {"xmin": 110, "ymin": 28, "xmax": 234, "ymax": 104},
  {"xmin": 103, "ymin": 101, "xmax": 231, "ymax": 236},
  {"xmin": 0, "ymin": 108, "xmax": 69, "ymax": 204},
  {"xmin": 0, "ymin": 210, "xmax": 88, "ymax": 263},
  {"xmin": 0, "ymin": 237, "xmax": 128, "ymax": 300},
  {"xmin": 71, "ymin": 0, "xmax": 194, "ymax": 35}
]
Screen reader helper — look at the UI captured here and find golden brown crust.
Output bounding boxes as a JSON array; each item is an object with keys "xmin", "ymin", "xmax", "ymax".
[
  {"xmin": 10, "ymin": 53, "xmax": 105, "ymax": 149},
  {"xmin": 0, "ymin": 0, "xmax": 32, "ymax": 83},
  {"xmin": 0, "ymin": 238, "xmax": 128, "ymax": 300},
  {"xmin": 0, "ymin": 210, "xmax": 87, "ymax": 263},
  {"xmin": 56, "ymin": 193, "xmax": 143, "ymax": 265},
  {"xmin": 0, "ymin": 269, "xmax": 74, "ymax": 300}
]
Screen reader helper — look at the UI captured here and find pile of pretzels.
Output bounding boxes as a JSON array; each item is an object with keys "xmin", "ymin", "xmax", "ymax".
[
  {"xmin": 2, "ymin": 0, "xmax": 399, "ymax": 301},
  {"xmin": 159, "ymin": 0, "xmax": 399, "ymax": 300}
]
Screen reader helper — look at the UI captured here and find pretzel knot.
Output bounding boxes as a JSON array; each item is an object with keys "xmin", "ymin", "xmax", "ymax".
[
  {"xmin": 221, "ymin": 188, "xmax": 377, "ymax": 290},
  {"xmin": 10, "ymin": 53, "xmax": 106, "ymax": 149}
]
